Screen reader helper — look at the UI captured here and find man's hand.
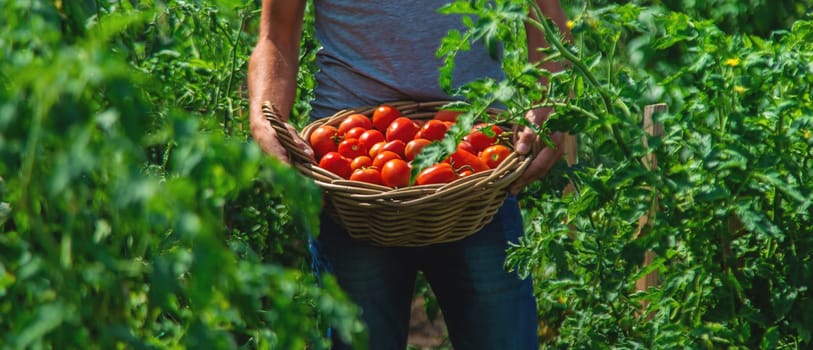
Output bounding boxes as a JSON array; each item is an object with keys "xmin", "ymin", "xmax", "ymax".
[
  {"xmin": 511, "ymin": 0, "xmax": 571, "ymax": 195},
  {"xmin": 251, "ymin": 119, "xmax": 314, "ymax": 165},
  {"xmin": 247, "ymin": 0, "xmax": 307, "ymax": 163},
  {"xmin": 509, "ymin": 107, "xmax": 565, "ymax": 195}
]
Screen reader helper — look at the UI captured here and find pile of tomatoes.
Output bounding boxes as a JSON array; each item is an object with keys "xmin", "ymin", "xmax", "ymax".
[{"xmin": 309, "ymin": 104, "xmax": 513, "ymax": 188}]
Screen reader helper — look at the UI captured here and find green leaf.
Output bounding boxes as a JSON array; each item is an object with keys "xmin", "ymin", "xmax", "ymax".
[
  {"xmin": 759, "ymin": 326, "xmax": 779, "ymax": 350},
  {"xmin": 437, "ymin": 1, "xmax": 478, "ymax": 15},
  {"xmin": 11, "ymin": 303, "xmax": 69, "ymax": 349},
  {"xmin": 755, "ymin": 171, "xmax": 810, "ymax": 211},
  {"xmin": 492, "ymin": 80, "xmax": 515, "ymax": 102},
  {"xmin": 733, "ymin": 201, "xmax": 783, "ymax": 240}
]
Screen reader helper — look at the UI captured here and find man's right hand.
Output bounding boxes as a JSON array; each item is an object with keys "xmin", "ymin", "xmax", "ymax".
[
  {"xmin": 251, "ymin": 119, "xmax": 314, "ymax": 165},
  {"xmin": 247, "ymin": 0, "xmax": 308, "ymax": 163}
]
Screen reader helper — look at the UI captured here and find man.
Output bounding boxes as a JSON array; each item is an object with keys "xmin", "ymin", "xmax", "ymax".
[{"xmin": 248, "ymin": 1, "xmax": 571, "ymax": 348}]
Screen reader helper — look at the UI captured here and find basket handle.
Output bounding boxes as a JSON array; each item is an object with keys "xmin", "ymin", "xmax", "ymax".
[{"xmin": 262, "ymin": 101, "xmax": 316, "ymax": 165}]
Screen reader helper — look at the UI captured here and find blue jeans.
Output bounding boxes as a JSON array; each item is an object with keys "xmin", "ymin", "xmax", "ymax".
[{"xmin": 311, "ymin": 196, "xmax": 538, "ymax": 349}]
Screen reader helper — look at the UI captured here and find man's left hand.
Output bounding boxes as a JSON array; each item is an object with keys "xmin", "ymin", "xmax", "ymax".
[{"xmin": 509, "ymin": 107, "xmax": 566, "ymax": 195}]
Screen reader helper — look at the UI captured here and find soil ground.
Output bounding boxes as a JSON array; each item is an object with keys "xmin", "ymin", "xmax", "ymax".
[{"xmin": 407, "ymin": 296, "xmax": 450, "ymax": 349}]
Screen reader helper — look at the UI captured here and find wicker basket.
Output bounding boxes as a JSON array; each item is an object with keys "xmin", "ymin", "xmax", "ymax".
[{"xmin": 263, "ymin": 100, "xmax": 532, "ymax": 247}]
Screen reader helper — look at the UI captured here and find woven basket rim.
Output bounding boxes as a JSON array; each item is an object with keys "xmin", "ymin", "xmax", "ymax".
[{"xmin": 266, "ymin": 102, "xmax": 529, "ymax": 194}]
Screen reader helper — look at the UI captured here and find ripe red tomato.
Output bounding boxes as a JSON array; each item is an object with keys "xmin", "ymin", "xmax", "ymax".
[
  {"xmin": 457, "ymin": 139, "xmax": 476, "ymax": 154},
  {"xmin": 415, "ymin": 163, "xmax": 457, "ymax": 185},
  {"xmin": 372, "ymin": 104, "xmax": 401, "ymax": 131},
  {"xmin": 338, "ymin": 113, "xmax": 372, "ymax": 135},
  {"xmin": 448, "ymin": 148, "xmax": 490, "ymax": 173},
  {"xmin": 338, "ymin": 138, "xmax": 366, "ymax": 159},
  {"xmin": 404, "ymin": 138, "xmax": 432, "ymax": 161},
  {"xmin": 350, "ymin": 155, "xmax": 373, "ymax": 170},
  {"xmin": 358, "ymin": 129, "xmax": 385, "ymax": 152},
  {"xmin": 309, "ymin": 125, "xmax": 340, "ymax": 160},
  {"xmin": 467, "ymin": 123, "xmax": 503, "ymax": 153},
  {"xmin": 372, "ymin": 150, "xmax": 402, "ymax": 169},
  {"xmin": 318, "ymin": 152, "xmax": 352, "ymax": 179},
  {"xmin": 386, "ymin": 117, "xmax": 419, "ymax": 143},
  {"xmin": 345, "ymin": 126, "xmax": 367, "ymax": 140},
  {"xmin": 416, "ymin": 120, "xmax": 448, "ymax": 141},
  {"xmin": 457, "ymin": 168, "xmax": 475, "ymax": 178},
  {"xmin": 350, "ymin": 167, "xmax": 383, "ymax": 185},
  {"xmin": 381, "ymin": 158, "xmax": 411, "ymax": 188},
  {"xmin": 433, "ymin": 110, "xmax": 461, "ymax": 122},
  {"xmin": 368, "ymin": 141, "xmax": 387, "ymax": 158},
  {"xmin": 381, "ymin": 139, "xmax": 406, "ymax": 158},
  {"xmin": 480, "ymin": 145, "xmax": 512, "ymax": 169}
]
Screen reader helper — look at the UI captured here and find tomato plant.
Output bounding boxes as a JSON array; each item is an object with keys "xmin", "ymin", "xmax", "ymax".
[
  {"xmin": 0, "ymin": 2, "xmax": 364, "ymax": 349},
  {"xmin": 441, "ymin": 1, "xmax": 813, "ymax": 349}
]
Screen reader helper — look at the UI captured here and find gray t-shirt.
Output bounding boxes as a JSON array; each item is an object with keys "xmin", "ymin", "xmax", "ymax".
[{"xmin": 310, "ymin": 0, "xmax": 504, "ymax": 119}]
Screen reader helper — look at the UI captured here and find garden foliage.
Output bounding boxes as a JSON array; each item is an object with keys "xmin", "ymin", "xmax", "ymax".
[{"xmin": 1, "ymin": 0, "xmax": 811, "ymax": 349}]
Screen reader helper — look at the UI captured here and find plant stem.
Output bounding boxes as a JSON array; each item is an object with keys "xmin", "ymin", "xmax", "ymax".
[
  {"xmin": 223, "ymin": 12, "xmax": 250, "ymax": 135},
  {"xmin": 773, "ymin": 92, "xmax": 786, "ymax": 225},
  {"xmin": 528, "ymin": 4, "xmax": 634, "ymax": 160},
  {"xmin": 529, "ymin": 101, "xmax": 602, "ymax": 121},
  {"xmin": 529, "ymin": 5, "xmax": 632, "ymax": 119}
]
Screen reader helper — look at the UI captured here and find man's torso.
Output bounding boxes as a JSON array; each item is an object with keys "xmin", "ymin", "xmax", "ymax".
[{"xmin": 310, "ymin": 0, "xmax": 503, "ymax": 118}]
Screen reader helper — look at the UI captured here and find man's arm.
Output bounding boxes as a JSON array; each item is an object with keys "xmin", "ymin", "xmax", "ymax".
[
  {"xmin": 248, "ymin": 0, "xmax": 309, "ymax": 162},
  {"xmin": 509, "ymin": 0, "xmax": 573, "ymax": 194}
]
